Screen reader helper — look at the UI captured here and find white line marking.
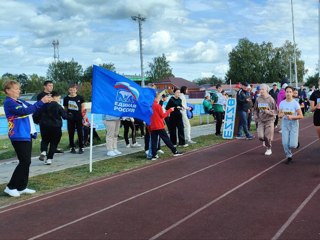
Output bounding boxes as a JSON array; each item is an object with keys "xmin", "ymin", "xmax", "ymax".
[
  {"xmin": 0, "ymin": 141, "xmax": 231, "ymax": 213},
  {"xmin": 149, "ymin": 139, "xmax": 319, "ymax": 240},
  {"xmin": 271, "ymin": 183, "xmax": 320, "ymax": 240},
  {"xmin": 28, "ymin": 144, "xmax": 264, "ymax": 240}
]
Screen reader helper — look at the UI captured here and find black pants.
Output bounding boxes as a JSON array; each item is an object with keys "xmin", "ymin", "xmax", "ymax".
[
  {"xmin": 40, "ymin": 126, "xmax": 62, "ymax": 159},
  {"xmin": 144, "ymin": 127, "xmax": 161, "ymax": 152},
  {"xmin": 214, "ymin": 112, "xmax": 223, "ymax": 135},
  {"xmin": 134, "ymin": 119, "xmax": 145, "ymax": 137},
  {"xmin": 151, "ymin": 129, "xmax": 177, "ymax": 158},
  {"xmin": 122, "ymin": 120, "xmax": 136, "ymax": 145},
  {"xmin": 168, "ymin": 116, "xmax": 185, "ymax": 145},
  {"xmin": 67, "ymin": 118, "xmax": 84, "ymax": 148},
  {"xmin": 8, "ymin": 141, "xmax": 32, "ymax": 191},
  {"xmin": 274, "ymin": 115, "xmax": 279, "ymax": 127}
]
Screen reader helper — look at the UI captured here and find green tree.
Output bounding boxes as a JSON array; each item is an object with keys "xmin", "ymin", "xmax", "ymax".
[
  {"xmin": 47, "ymin": 59, "xmax": 83, "ymax": 85},
  {"xmin": 305, "ymin": 72, "xmax": 319, "ymax": 88},
  {"xmin": 24, "ymin": 74, "xmax": 46, "ymax": 94},
  {"xmin": 226, "ymin": 38, "xmax": 306, "ymax": 84},
  {"xmin": 194, "ymin": 75, "xmax": 223, "ymax": 86},
  {"xmin": 78, "ymin": 82, "xmax": 92, "ymax": 102},
  {"xmin": 146, "ymin": 54, "xmax": 174, "ymax": 82},
  {"xmin": 82, "ymin": 63, "xmax": 116, "ymax": 83}
]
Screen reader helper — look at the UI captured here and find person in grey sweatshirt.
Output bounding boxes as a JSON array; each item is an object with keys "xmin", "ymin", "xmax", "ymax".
[{"xmin": 253, "ymin": 84, "xmax": 277, "ymax": 156}]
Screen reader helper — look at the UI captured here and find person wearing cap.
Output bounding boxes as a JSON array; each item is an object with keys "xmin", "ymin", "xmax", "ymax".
[
  {"xmin": 236, "ymin": 82, "xmax": 254, "ymax": 140},
  {"xmin": 203, "ymin": 93, "xmax": 215, "ymax": 115}
]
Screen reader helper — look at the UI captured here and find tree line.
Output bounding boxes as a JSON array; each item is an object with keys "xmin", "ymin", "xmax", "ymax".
[{"xmin": 1, "ymin": 38, "xmax": 319, "ymax": 104}]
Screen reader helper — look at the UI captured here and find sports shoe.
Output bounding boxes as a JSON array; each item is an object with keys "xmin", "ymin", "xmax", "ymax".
[
  {"xmin": 246, "ymin": 135, "xmax": 254, "ymax": 140},
  {"xmin": 157, "ymin": 149, "xmax": 164, "ymax": 154},
  {"xmin": 262, "ymin": 141, "xmax": 266, "ymax": 147},
  {"xmin": 107, "ymin": 150, "xmax": 117, "ymax": 157},
  {"xmin": 236, "ymin": 136, "xmax": 245, "ymax": 140},
  {"xmin": 4, "ymin": 187, "xmax": 20, "ymax": 197},
  {"xmin": 285, "ymin": 157, "xmax": 293, "ymax": 165},
  {"xmin": 18, "ymin": 188, "xmax": 36, "ymax": 195},
  {"xmin": 126, "ymin": 144, "xmax": 131, "ymax": 148},
  {"xmin": 264, "ymin": 149, "xmax": 272, "ymax": 155},
  {"xmin": 188, "ymin": 140, "xmax": 197, "ymax": 144},
  {"xmin": 131, "ymin": 142, "xmax": 142, "ymax": 147},
  {"xmin": 182, "ymin": 144, "xmax": 189, "ymax": 147},
  {"xmin": 114, "ymin": 149, "xmax": 122, "ymax": 155},
  {"xmin": 55, "ymin": 148, "xmax": 64, "ymax": 153},
  {"xmin": 173, "ymin": 151, "xmax": 183, "ymax": 156},
  {"xmin": 149, "ymin": 157, "xmax": 158, "ymax": 161},
  {"xmin": 44, "ymin": 159, "xmax": 52, "ymax": 165},
  {"xmin": 78, "ymin": 148, "xmax": 84, "ymax": 154},
  {"xmin": 39, "ymin": 151, "xmax": 46, "ymax": 161},
  {"xmin": 70, "ymin": 147, "xmax": 76, "ymax": 154}
]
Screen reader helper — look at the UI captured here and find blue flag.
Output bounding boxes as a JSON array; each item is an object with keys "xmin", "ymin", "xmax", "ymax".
[{"xmin": 92, "ymin": 65, "xmax": 156, "ymax": 125}]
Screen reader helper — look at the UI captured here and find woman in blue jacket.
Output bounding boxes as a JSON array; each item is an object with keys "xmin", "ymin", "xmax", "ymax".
[{"xmin": 3, "ymin": 80, "xmax": 51, "ymax": 197}]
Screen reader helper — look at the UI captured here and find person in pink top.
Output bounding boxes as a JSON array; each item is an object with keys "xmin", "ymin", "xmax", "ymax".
[{"xmin": 276, "ymin": 80, "xmax": 288, "ymax": 132}]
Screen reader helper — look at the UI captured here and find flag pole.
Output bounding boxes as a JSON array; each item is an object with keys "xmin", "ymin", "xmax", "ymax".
[{"xmin": 89, "ymin": 113, "xmax": 94, "ymax": 172}]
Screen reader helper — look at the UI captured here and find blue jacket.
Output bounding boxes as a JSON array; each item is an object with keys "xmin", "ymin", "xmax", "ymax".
[{"xmin": 4, "ymin": 97, "xmax": 44, "ymax": 141}]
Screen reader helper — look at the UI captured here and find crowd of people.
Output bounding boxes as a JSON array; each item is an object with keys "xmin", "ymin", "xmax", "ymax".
[{"xmin": 2, "ymin": 78, "xmax": 320, "ymax": 197}]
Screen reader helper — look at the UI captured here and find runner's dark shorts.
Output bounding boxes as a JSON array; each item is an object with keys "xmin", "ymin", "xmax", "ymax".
[{"xmin": 314, "ymin": 110, "xmax": 320, "ymax": 126}]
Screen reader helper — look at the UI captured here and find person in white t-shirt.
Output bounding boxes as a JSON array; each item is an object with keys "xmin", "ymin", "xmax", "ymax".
[{"xmin": 278, "ymin": 86, "xmax": 303, "ymax": 164}]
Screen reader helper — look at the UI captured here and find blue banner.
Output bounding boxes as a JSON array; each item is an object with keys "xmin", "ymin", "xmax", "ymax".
[
  {"xmin": 222, "ymin": 98, "xmax": 237, "ymax": 139},
  {"xmin": 92, "ymin": 65, "xmax": 156, "ymax": 125}
]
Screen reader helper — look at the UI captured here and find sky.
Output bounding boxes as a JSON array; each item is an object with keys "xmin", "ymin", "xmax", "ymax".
[{"xmin": 0, "ymin": 0, "xmax": 319, "ymax": 81}]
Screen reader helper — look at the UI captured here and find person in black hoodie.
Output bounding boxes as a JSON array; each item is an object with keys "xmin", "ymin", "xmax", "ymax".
[
  {"xmin": 165, "ymin": 88, "xmax": 187, "ymax": 147},
  {"xmin": 39, "ymin": 91, "xmax": 70, "ymax": 165}
]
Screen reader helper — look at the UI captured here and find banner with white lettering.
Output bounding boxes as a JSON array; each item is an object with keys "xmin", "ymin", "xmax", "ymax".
[
  {"xmin": 91, "ymin": 65, "xmax": 156, "ymax": 125},
  {"xmin": 222, "ymin": 98, "xmax": 237, "ymax": 139}
]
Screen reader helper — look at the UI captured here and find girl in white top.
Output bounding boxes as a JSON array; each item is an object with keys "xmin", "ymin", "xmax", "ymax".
[{"xmin": 278, "ymin": 86, "xmax": 303, "ymax": 164}]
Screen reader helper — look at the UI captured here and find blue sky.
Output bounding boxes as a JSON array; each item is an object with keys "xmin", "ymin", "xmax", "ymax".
[{"xmin": 0, "ymin": 0, "xmax": 318, "ymax": 81}]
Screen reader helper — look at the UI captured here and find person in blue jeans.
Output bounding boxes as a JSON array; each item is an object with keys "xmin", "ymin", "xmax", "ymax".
[
  {"xmin": 236, "ymin": 82, "xmax": 254, "ymax": 140},
  {"xmin": 278, "ymin": 86, "xmax": 303, "ymax": 164}
]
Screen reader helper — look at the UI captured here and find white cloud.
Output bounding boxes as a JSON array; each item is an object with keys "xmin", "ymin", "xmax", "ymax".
[{"xmin": 168, "ymin": 40, "xmax": 219, "ymax": 63}]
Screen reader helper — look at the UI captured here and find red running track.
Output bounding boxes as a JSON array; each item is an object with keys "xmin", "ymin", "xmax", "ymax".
[{"xmin": 0, "ymin": 117, "xmax": 319, "ymax": 240}]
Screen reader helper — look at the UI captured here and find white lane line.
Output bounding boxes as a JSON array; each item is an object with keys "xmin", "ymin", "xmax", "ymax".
[
  {"xmin": 149, "ymin": 139, "xmax": 319, "ymax": 240},
  {"xmin": 27, "ymin": 144, "xmax": 264, "ymax": 240},
  {"xmin": 1, "ymin": 123, "xmax": 313, "ymax": 214},
  {"xmin": 0, "ymin": 140, "xmax": 232, "ymax": 213},
  {"xmin": 271, "ymin": 182, "xmax": 320, "ymax": 240}
]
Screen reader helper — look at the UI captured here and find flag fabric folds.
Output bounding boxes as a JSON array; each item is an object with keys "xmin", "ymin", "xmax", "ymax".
[{"xmin": 92, "ymin": 65, "xmax": 156, "ymax": 125}]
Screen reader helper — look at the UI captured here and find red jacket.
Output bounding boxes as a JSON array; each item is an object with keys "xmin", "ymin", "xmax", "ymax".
[{"xmin": 149, "ymin": 100, "xmax": 173, "ymax": 131}]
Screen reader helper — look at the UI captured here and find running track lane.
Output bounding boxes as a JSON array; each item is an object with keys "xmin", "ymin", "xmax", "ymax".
[{"xmin": 0, "ymin": 118, "xmax": 318, "ymax": 240}]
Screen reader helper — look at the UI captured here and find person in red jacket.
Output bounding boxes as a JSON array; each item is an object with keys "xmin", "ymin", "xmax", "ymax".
[{"xmin": 149, "ymin": 92, "xmax": 183, "ymax": 160}]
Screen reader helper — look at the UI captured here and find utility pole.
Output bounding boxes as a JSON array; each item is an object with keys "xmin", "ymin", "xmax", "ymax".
[
  {"xmin": 291, "ymin": 0, "xmax": 298, "ymax": 88},
  {"xmin": 52, "ymin": 40, "xmax": 60, "ymax": 63},
  {"xmin": 131, "ymin": 14, "xmax": 146, "ymax": 87}
]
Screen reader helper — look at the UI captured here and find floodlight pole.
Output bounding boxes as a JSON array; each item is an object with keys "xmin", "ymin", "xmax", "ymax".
[
  {"xmin": 132, "ymin": 14, "xmax": 146, "ymax": 87},
  {"xmin": 291, "ymin": 0, "xmax": 298, "ymax": 88}
]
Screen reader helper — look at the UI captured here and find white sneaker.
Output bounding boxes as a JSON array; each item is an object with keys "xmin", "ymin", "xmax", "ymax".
[
  {"xmin": 188, "ymin": 140, "xmax": 197, "ymax": 144},
  {"xmin": 44, "ymin": 159, "xmax": 52, "ymax": 165},
  {"xmin": 126, "ymin": 144, "xmax": 131, "ymax": 148},
  {"xmin": 265, "ymin": 149, "xmax": 272, "ymax": 155},
  {"xmin": 114, "ymin": 149, "xmax": 122, "ymax": 155},
  {"xmin": 39, "ymin": 151, "xmax": 46, "ymax": 161},
  {"xmin": 157, "ymin": 149, "xmax": 164, "ymax": 154},
  {"xmin": 4, "ymin": 187, "xmax": 20, "ymax": 197},
  {"xmin": 19, "ymin": 188, "xmax": 36, "ymax": 195},
  {"xmin": 131, "ymin": 142, "xmax": 142, "ymax": 147},
  {"xmin": 182, "ymin": 144, "xmax": 189, "ymax": 147},
  {"xmin": 262, "ymin": 141, "xmax": 266, "ymax": 147},
  {"xmin": 107, "ymin": 150, "xmax": 117, "ymax": 157}
]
